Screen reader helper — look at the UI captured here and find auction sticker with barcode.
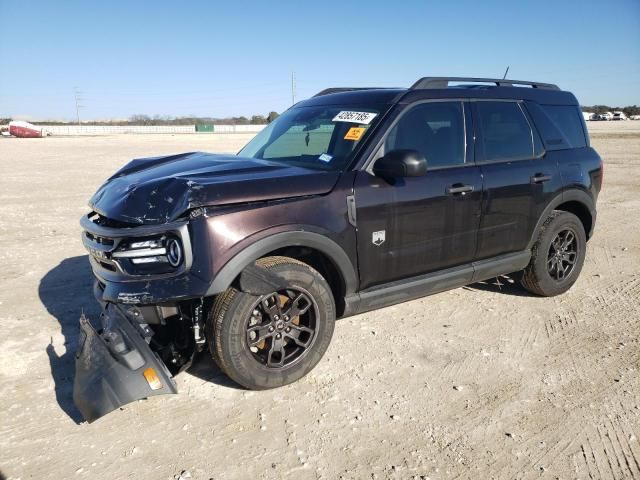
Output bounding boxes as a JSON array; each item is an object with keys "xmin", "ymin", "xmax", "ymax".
[{"xmin": 332, "ymin": 111, "xmax": 377, "ymax": 124}]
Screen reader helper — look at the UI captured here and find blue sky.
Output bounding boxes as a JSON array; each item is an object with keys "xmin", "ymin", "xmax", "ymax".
[{"xmin": 1, "ymin": 0, "xmax": 638, "ymax": 120}]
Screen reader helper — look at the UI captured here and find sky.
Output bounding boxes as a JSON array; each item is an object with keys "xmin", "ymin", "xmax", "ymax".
[{"xmin": 0, "ymin": 0, "xmax": 639, "ymax": 121}]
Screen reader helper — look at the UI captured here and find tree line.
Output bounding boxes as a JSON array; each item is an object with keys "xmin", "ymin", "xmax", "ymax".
[{"xmin": 582, "ymin": 105, "xmax": 640, "ymax": 117}]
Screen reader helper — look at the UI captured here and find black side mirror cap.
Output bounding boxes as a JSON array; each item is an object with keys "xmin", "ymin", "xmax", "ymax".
[{"xmin": 372, "ymin": 149, "xmax": 427, "ymax": 179}]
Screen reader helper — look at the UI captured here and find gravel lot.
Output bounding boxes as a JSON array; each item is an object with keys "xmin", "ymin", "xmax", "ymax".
[{"xmin": 1, "ymin": 123, "xmax": 638, "ymax": 480}]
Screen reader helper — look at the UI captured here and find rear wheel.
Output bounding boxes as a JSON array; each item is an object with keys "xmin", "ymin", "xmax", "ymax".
[
  {"xmin": 207, "ymin": 256, "xmax": 335, "ymax": 389},
  {"xmin": 519, "ymin": 211, "xmax": 586, "ymax": 296}
]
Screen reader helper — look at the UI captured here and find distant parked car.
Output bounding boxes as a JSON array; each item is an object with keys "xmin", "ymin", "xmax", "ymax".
[
  {"xmin": 630, "ymin": 115, "xmax": 640, "ymax": 120},
  {"xmin": 612, "ymin": 111, "xmax": 628, "ymax": 121}
]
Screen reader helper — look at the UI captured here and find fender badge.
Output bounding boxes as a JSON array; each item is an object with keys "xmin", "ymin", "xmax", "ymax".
[{"xmin": 372, "ymin": 230, "xmax": 386, "ymax": 247}]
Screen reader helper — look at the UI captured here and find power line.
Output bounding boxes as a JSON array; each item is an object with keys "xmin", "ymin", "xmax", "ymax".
[{"xmin": 74, "ymin": 87, "xmax": 85, "ymax": 124}]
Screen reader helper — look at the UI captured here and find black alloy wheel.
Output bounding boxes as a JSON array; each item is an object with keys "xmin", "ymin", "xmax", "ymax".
[
  {"xmin": 547, "ymin": 228, "xmax": 578, "ymax": 281},
  {"xmin": 245, "ymin": 289, "xmax": 318, "ymax": 368}
]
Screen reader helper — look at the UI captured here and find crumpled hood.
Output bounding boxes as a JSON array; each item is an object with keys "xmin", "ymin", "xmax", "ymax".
[{"xmin": 89, "ymin": 152, "xmax": 340, "ymax": 225}]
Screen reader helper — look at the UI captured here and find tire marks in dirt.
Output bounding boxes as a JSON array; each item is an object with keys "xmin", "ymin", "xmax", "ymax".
[{"xmin": 572, "ymin": 416, "xmax": 640, "ymax": 479}]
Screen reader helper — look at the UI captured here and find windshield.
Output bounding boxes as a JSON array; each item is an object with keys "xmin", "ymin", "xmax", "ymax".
[{"xmin": 238, "ymin": 105, "xmax": 381, "ymax": 170}]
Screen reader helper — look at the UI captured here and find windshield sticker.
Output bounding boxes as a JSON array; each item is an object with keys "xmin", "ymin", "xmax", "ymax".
[
  {"xmin": 318, "ymin": 153, "xmax": 333, "ymax": 162},
  {"xmin": 344, "ymin": 127, "xmax": 366, "ymax": 141},
  {"xmin": 332, "ymin": 111, "xmax": 377, "ymax": 125}
]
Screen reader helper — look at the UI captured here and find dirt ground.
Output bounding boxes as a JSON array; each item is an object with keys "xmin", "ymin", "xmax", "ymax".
[{"xmin": 0, "ymin": 122, "xmax": 638, "ymax": 480}]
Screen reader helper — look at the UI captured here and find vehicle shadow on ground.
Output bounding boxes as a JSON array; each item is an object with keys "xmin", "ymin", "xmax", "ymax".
[
  {"xmin": 187, "ymin": 352, "xmax": 243, "ymax": 390},
  {"xmin": 464, "ymin": 275, "xmax": 535, "ymax": 297},
  {"xmin": 39, "ymin": 255, "xmax": 98, "ymax": 423}
]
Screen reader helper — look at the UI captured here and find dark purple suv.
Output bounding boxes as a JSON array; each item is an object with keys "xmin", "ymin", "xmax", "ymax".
[{"xmin": 74, "ymin": 77, "xmax": 603, "ymax": 422}]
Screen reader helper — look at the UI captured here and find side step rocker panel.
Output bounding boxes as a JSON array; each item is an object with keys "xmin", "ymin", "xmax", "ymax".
[{"xmin": 343, "ymin": 250, "xmax": 531, "ymax": 316}]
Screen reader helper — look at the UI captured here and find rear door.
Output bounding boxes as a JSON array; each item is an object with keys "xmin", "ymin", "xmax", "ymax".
[
  {"xmin": 354, "ymin": 100, "xmax": 483, "ymax": 290},
  {"xmin": 472, "ymin": 100, "xmax": 561, "ymax": 260}
]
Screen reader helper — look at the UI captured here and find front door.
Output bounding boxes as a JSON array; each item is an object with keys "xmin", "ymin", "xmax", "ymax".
[{"xmin": 354, "ymin": 101, "xmax": 483, "ymax": 290}]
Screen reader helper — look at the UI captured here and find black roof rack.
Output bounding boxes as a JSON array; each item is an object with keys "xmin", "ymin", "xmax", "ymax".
[
  {"xmin": 313, "ymin": 87, "xmax": 387, "ymax": 97},
  {"xmin": 410, "ymin": 77, "xmax": 560, "ymax": 91}
]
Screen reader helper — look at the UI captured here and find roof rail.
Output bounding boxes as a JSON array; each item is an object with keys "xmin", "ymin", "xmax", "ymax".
[
  {"xmin": 313, "ymin": 87, "xmax": 385, "ymax": 97},
  {"xmin": 410, "ymin": 77, "xmax": 560, "ymax": 91}
]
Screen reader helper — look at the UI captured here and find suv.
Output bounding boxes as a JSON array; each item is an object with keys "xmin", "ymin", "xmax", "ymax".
[{"xmin": 74, "ymin": 77, "xmax": 603, "ymax": 422}]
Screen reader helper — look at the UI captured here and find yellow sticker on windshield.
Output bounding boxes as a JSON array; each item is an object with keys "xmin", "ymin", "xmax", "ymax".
[{"xmin": 344, "ymin": 127, "xmax": 366, "ymax": 141}]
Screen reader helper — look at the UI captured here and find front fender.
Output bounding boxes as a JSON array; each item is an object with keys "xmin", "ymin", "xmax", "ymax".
[{"xmin": 206, "ymin": 230, "xmax": 358, "ymax": 296}]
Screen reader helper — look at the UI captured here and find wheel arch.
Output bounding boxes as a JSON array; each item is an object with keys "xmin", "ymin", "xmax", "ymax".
[
  {"xmin": 206, "ymin": 231, "xmax": 357, "ymax": 316},
  {"xmin": 528, "ymin": 189, "xmax": 596, "ymax": 250}
]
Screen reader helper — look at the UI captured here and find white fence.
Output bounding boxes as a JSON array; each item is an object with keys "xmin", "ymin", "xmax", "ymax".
[
  {"xmin": 208, "ymin": 124, "xmax": 267, "ymax": 134},
  {"xmin": 39, "ymin": 124, "xmax": 266, "ymax": 136}
]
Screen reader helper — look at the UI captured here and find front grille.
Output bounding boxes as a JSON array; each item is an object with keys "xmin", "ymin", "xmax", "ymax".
[
  {"xmin": 98, "ymin": 260, "xmax": 117, "ymax": 272},
  {"xmin": 85, "ymin": 231, "xmax": 115, "ymax": 247},
  {"xmin": 88, "ymin": 211, "xmax": 137, "ymax": 229}
]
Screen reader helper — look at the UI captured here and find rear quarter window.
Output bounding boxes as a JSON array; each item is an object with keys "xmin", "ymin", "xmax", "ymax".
[
  {"xmin": 536, "ymin": 104, "xmax": 587, "ymax": 149},
  {"xmin": 541, "ymin": 105, "xmax": 587, "ymax": 148}
]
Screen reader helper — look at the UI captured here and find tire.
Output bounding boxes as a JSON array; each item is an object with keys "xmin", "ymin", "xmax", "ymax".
[
  {"xmin": 207, "ymin": 256, "xmax": 336, "ymax": 389},
  {"xmin": 518, "ymin": 210, "xmax": 587, "ymax": 297}
]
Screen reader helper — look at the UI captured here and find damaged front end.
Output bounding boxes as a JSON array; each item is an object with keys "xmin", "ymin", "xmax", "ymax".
[
  {"xmin": 74, "ymin": 211, "xmax": 212, "ymax": 423},
  {"xmin": 73, "ymin": 304, "xmax": 178, "ymax": 423}
]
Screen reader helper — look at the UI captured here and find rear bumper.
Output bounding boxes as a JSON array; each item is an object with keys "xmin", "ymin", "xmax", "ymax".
[{"xmin": 73, "ymin": 304, "xmax": 177, "ymax": 423}]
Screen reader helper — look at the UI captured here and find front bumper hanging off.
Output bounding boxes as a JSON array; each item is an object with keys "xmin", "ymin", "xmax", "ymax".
[{"xmin": 73, "ymin": 304, "xmax": 177, "ymax": 423}]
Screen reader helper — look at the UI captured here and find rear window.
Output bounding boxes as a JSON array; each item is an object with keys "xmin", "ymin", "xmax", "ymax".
[{"xmin": 540, "ymin": 105, "xmax": 587, "ymax": 148}]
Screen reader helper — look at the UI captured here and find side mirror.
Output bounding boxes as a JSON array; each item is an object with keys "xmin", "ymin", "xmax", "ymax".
[{"xmin": 372, "ymin": 149, "xmax": 427, "ymax": 179}]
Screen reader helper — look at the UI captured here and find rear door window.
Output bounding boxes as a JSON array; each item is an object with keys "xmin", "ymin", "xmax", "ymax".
[{"xmin": 475, "ymin": 101, "xmax": 533, "ymax": 162}]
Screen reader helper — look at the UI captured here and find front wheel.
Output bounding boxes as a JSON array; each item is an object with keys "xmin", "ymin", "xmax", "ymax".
[
  {"xmin": 518, "ymin": 210, "xmax": 587, "ymax": 297},
  {"xmin": 207, "ymin": 256, "xmax": 336, "ymax": 389}
]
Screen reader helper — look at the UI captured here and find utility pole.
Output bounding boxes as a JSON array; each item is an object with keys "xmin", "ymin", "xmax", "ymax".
[
  {"xmin": 291, "ymin": 71, "xmax": 296, "ymax": 105},
  {"xmin": 74, "ymin": 87, "xmax": 85, "ymax": 125}
]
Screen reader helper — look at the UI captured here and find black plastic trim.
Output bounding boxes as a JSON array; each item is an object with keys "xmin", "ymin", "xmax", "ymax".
[
  {"xmin": 526, "ymin": 189, "xmax": 596, "ymax": 249},
  {"xmin": 73, "ymin": 306, "xmax": 178, "ymax": 423},
  {"xmin": 207, "ymin": 231, "xmax": 358, "ymax": 296},
  {"xmin": 342, "ymin": 250, "xmax": 531, "ymax": 317}
]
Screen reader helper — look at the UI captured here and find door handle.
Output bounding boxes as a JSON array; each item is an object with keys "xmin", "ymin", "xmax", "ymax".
[
  {"xmin": 447, "ymin": 184, "xmax": 474, "ymax": 195},
  {"xmin": 531, "ymin": 173, "xmax": 552, "ymax": 184}
]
